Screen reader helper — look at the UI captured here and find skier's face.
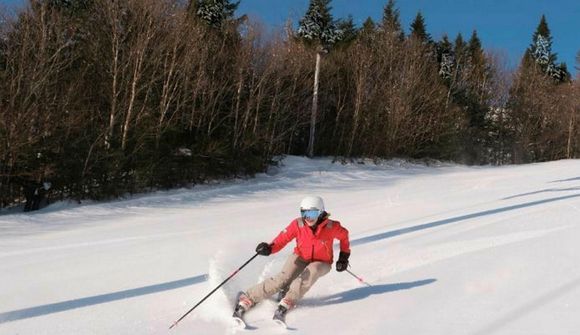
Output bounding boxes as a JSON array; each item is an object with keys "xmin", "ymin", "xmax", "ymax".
[{"xmin": 301, "ymin": 209, "xmax": 321, "ymax": 226}]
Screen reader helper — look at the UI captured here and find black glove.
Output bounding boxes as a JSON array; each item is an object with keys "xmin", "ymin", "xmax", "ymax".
[
  {"xmin": 256, "ymin": 242, "xmax": 272, "ymax": 256},
  {"xmin": 335, "ymin": 251, "xmax": 350, "ymax": 272}
]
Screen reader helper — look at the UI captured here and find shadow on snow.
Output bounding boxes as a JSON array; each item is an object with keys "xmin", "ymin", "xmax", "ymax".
[
  {"xmin": 550, "ymin": 176, "xmax": 580, "ymax": 183},
  {"xmin": 502, "ymin": 187, "xmax": 580, "ymax": 200},
  {"xmin": 302, "ymin": 279, "xmax": 437, "ymax": 306},
  {"xmin": 0, "ymin": 275, "xmax": 205, "ymax": 324},
  {"xmin": 350, "ymin": 193, "xmax": 580, "ymax": 247}
]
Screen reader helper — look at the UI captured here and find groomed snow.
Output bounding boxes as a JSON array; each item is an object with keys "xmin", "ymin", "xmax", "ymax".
[{"xmin": 1, "ymin": 156, "xmax": 579, "ymax": 334}]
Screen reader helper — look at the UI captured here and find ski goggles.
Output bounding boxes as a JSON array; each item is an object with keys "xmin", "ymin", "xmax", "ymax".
[{"xmin": 301, "ymin": 209, "xmax": 322, "ymax": 220}]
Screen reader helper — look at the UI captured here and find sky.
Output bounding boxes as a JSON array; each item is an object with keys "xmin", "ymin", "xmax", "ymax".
[
  {"xmin": 1, "ymin": 0, "xmax": 578, "ymax": 74},
  {"xmin": 1, "ymin": 156, "xmax": 580, "ymax": 334},
  {"xmin": 237, "ymin": 0, "xmax": 579, "ymax": 74}
]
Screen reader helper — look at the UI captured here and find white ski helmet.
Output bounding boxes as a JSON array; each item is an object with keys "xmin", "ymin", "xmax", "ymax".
[{"xmin": 300, "ymin": 196, "xmax": 325, "ymax": 212}]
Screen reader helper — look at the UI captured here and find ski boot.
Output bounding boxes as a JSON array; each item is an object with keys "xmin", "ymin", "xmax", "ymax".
[
  {"xmin": 272, "ymin": 305, "xmax": 288, "ymax": 327},
  {"xmin": 232, "ymin": 292, "xmax": 253, "ymax": 328}
]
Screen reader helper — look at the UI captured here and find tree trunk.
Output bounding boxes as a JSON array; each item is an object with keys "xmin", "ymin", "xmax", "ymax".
[
  {"xmin": 122, "ymin": 54, "xmax": 143, "ymax": 151},
  {"xmin": 233, "ymin": 68, "xmax": 244, "ymax": 149},
  {"xmin": 106, "ymin": 44, "xmax": 119, "ymax": 150},
  {"xmin": 307, "ymin": 51, "xmax": 321, "ymax": 158},
  {"xmin": 105, "ymin": 3, "xmax": 121, "ymax": 150},
  {"xmin": 567, "ymin": 110, "xmax": 574, "ymax": 159},
  {"xmin": 348, "ymin": 69, "xmax": 365, "ymax": 157}
]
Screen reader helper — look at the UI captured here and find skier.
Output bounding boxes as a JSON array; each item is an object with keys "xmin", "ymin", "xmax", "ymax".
[{"xmin": 232, "ymin": 195, "xmax": 351, "ymax": 325}]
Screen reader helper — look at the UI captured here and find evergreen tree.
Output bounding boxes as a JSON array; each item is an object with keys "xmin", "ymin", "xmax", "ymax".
[
  {"xmin": 297, "ymin": 0, "xmax": 342, "ymax": 157},
  {"xmin": 409, "ymin": 11, "xmax": 431, "ymax": 43},
  {"xmin": 467, "ymin": 30, "xmax": 482, "ymax": 56},
  {"xmin": 335, "ymin": 15, "xmax": 358, "ymax": 47},
  {"xmin": 554, "ymin": 63, "xmax": 570, "ymax": 82},
  {"xmin": 526, "ymin": 15, "xmax": 570, "ymax": 82},
  {"xmin": 361, "ymin": 16, "xmax": 376, "ymax": 35},
  {"xmin": 195, "ymin": 0, "xmax": 239, "ymax": 28},
  {"xmin": 437, "ymin": 34, "xmax": 454, "ymax": 80},
  {"xmin": 453, "ymin": 33, "xmax": 467, "ymax": 77},
  {"xmin": 465, "ymin": 30, "xmax": 489, "ymax": 129},
  {"xmin": 529, "ymin": 15, "xmax": 555, "ymax": 64},
  {"xmin": 445, "ymin": 30, "xmax": 493, "ymax": 164},
  {"xmin": 358, "ymin": 17, "xmax": 376, "ymax": 44},
  {"xmin": 467, "ymin": 30, "xmax": 487, "ymax": 80},
  {"xmin": 297, "ymin": 0, "xmax": 341, "ymax": 50},
  {"xmin": 454, "ymin": 33, "xmax": 466, "ymax": 57},
  {"xmin": 507, "ymin": 16, "xmax": 573, "ymax": 162},
  {"xmin": 381, "ymin": 0, "xmax": 404, "ymax": 40},
  {"xmin": 557, "ymin": 62, "xmax": 569, "ymax": 80}
]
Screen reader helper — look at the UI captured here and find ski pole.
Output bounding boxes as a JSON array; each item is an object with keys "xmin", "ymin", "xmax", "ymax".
[
  {"xmin": 346, "ymin": 268, "xmax": 372, "ymax": 287},
  {"xmin": 169, "ymin": 252, "xmax": 260, "ymax": 330}
]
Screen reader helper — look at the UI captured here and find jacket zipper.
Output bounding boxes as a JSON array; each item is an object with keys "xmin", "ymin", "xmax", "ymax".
[{"xmin": 310, "ymin": 224, "xmax": 317, "ymax": 261}]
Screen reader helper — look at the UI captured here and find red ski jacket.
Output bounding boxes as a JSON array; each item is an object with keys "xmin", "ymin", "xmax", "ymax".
[{"xmin": 270, "ymin": 217, "xmax": 350, "ymax": 264}]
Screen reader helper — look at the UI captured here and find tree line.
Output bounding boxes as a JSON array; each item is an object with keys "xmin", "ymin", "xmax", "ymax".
[{"xmin": 0, "ymin": 0, "xmax": 578, "ymax": 210}]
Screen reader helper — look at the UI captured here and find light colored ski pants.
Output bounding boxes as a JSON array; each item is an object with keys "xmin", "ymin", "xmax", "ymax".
[{"xmin": 246, "ymin": 253, "xmax": 331, "ymax": 307}]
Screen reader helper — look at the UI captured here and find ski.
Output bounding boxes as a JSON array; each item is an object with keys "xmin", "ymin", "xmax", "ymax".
[
  {"xmin": 272, "ymin": 305, "xmax": 288, "ymax": 329},
  {"xmin": 273, "ymin": 318, "xmax": 288, "ymax": 329},
  {"xmin": 232, "ymin": 316, "xmax": 247, "ymax": 329}
]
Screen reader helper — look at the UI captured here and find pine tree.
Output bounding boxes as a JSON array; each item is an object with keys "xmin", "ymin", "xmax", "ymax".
[
  {"xmin": 297, "ymin": 0, "xmax": 341, "ymax": 50},
  {"xmin": 381, "ymin": 0, "xmax": 404, "ymax": 40},
  {"xmin": 465, "ymin": 30, "xmax": 489, "ymax": 129},
  {"xmin": 529, "ymin": 15, "xmax": 555, "ymax": 65},
  {"xmin": 358, "ymin": 17, "xmax": 376, "ymax": 44},
  {"xmin": 455, "ymin": 30, "xmax": 487, "ymax": 163},
  {"xmin": 507, "ymin": 15, "xmax": 573, "ymax": 162},
  {"xmin": 195, "ymin": 0, "xmax": 239, "ymax": 28},
  {"xmin": 297, "ymin": 0, "xmax": 342, "ymax": 157},
  {"xmin": 467, "ymin": 30, "xmax": 482, "ymax": 56},
  {"xmin": 409, "ymin": 11, "xmax": 431, "ymax": 43},
  {"xmin": 361, "ymin": 16, "xmax": 376, "ymax": 35},
  {"xmin": 437, "ymin": 34, "xmax": 454, "ymax": 80},
  {"xmin": 452, "ymin": 33, "xmax": 467, "ymax": 78},
  {"xmin": 445, "ymin": 30, "xmax": 493, "ymax": 163},
  {"xmin": 335, "ymin": 15, "xmax": 358, "ymax": 47},
  {"xmin": 454, "ymin": 33, "xmax": 466, "ymax": 57},
  {"xmin": 526, "ymin": 15, "xmax": 570, "ymax": 82},
  {"xmin": 467, "ymin": 30, "xmax": 486, "ymax": 78}
]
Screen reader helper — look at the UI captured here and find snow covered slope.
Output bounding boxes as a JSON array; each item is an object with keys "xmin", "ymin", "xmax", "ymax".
[{"xmin": 1, "ymin": 156, "xmax": 579, "ymax": 334}]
